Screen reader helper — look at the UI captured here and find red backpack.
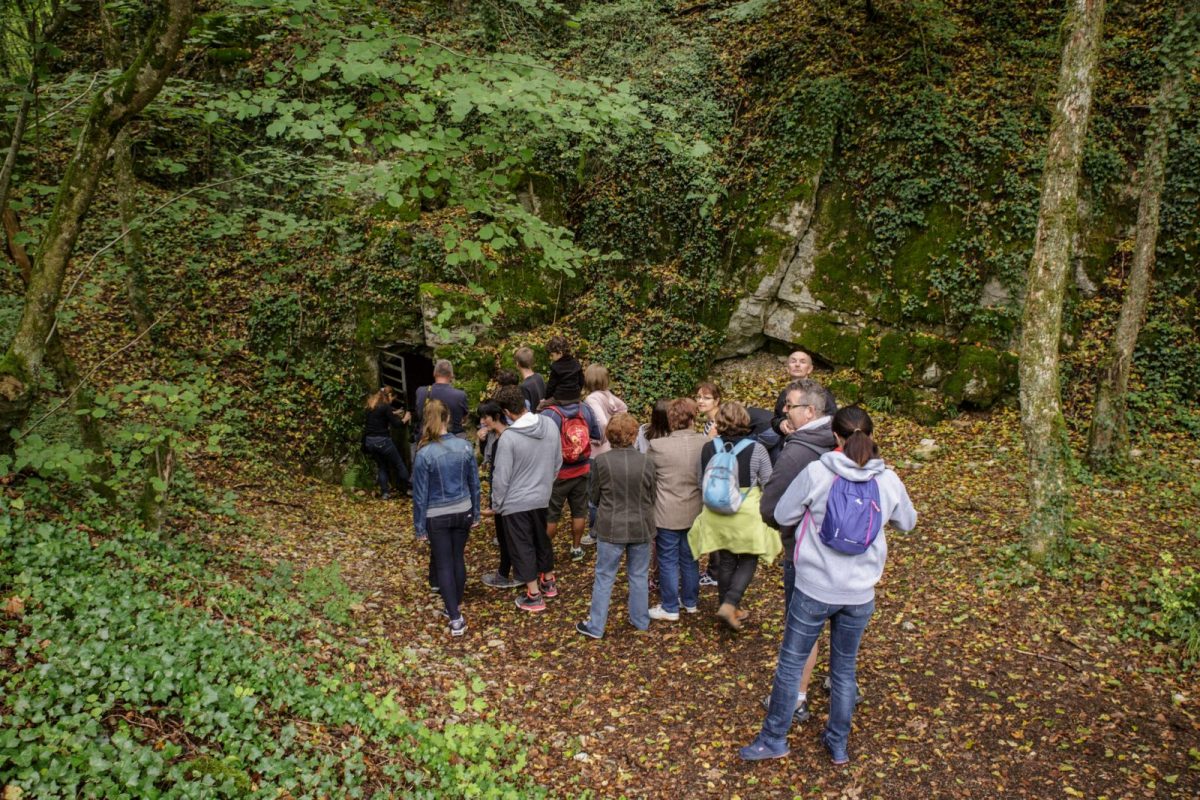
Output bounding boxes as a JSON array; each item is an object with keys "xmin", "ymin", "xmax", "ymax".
[{"xmin": 551, "ymin": 406, "xmax": 591, "ymax": 465}]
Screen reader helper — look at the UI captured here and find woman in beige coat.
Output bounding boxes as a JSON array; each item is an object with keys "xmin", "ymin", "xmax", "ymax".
[{"xmin": 646, "ymin": 398, "xmax": 709, "ymax": 621}]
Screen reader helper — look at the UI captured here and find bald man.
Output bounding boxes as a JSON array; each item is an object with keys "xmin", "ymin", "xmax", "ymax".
[{"xmin": 771, "ymin": 351, "xmax": 837, "ymax": 437}]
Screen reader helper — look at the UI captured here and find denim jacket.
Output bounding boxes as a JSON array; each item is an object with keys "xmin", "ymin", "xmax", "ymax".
[{"xmin": 412, "ymin": 434, "xmax": 481, "ymax": 537}]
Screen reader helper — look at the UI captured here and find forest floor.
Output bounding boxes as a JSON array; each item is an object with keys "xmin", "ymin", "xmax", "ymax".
[{"xmin": 223, "ymin": 360, "xmax": 1199, "ymax": 799}]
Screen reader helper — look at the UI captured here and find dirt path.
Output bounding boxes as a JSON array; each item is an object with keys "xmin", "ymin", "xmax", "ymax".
[{"xmin": 232, "ymin": 406, "xmax": 1199, "ymax": 798}]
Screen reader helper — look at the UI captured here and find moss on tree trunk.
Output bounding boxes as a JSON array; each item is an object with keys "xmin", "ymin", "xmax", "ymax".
[
  {"xmin": 1088, "ymin": 5, "xmax": 1197, "ymax": 469},
  {"xmin": 0, "ymin": 0, "xmax": 194, "ymax": 451},
  {"xmin": 1017, "ymin": 0, "xmax": 1105, "ymax": 562}
]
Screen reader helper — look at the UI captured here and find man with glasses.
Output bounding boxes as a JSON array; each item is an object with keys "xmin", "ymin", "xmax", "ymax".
[{"xmin": 758, "ymin": 378, "xmax": 837, "ymax": 723}]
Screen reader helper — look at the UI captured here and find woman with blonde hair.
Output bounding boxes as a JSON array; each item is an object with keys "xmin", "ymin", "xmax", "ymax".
[
  {"xmin": 687, "ymin": 401, "xmax": 779, "ymax": 630},
  {"xmin": 412, "ymin": 399, "xmax": 481, "ymax": 637},
  {"xmin": 362, "ymin": 386, "xmax": 410, "ymax": 499}
]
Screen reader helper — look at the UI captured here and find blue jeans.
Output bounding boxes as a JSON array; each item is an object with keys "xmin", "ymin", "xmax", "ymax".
[
  {"xmin": 782, "ymin": 551, "xmax": 796, "ymax": 616},
  {"xmin": 586, "ymin": 540, "xmax": 650, "ymax": 635},
  {"xmin": 655, "ymin": 527, "xmax": 699, "ymax": 613},
  {"xmin": 758, "ymin": 591, "xmax": 875, "ymax": 757}
]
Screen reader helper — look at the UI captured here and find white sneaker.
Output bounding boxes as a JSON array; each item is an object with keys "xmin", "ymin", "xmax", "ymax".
[
  {"xmin": 580, "ymin": 533, "xmax": 597, "ymax": 546},
  {"xmin": 683, "ymin": 605, "xmax": 699, "ymax": 614},
  {"xmin": 648, "ymin": 605, "xmax": 679, "ymax": 621}
]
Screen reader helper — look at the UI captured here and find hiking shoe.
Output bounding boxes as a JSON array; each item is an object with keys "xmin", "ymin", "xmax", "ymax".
[
  {"xmin": 482, "ymin": 571, "xmax": 521, "ymax": 589},
  {"xmin": 449, "ymin": 616, "xmax": 467, "ymax": 637},
  {"xmin": 570, "ymin": 547, "xmax": 584, "ymax": 562},
  {"xmin": 699, "ymin": 573, "xmax": 718, "ymax": 587},
  {"xmin": 759, "ymin": 695, "xmax": 811, "ymax": 723},
  {"xmin": 819, "ymin": 731, "xmax": 849, "ymax": 766},
  {"xmin": 738, "ymin": 737, "xmax": 790, "ymax": 762},
  {"xmin": 539, "ymin": 576, "xmax": 558, "ymax": 598},
  {"xmin": 648, "ymin": 605, "xmax": 679, "ymax": 622},
  {"xmin": 716, "ymin": 602, "xmax": 743, "ymax": 631},
  {"xmin": 580, "ymin": 533, "xmax": 596, "ymax": 546},
  {"xmin": 515, "ymin": 592, "xmax": 546, "ymax": 612},
  {"xmin": 575, "ymin": 621, "xmax": 602, "ymax": 639}
]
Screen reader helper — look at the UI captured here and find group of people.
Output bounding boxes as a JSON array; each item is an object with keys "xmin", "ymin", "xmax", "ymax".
[{"xmin": 362, "ymin": 339, "xmax": 917, "ymax": 766}]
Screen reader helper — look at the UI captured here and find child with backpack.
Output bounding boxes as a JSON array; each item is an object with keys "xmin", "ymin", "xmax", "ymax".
[
  {"xmin": 541, "ymin": 384, "xmax": 603, "ymax": 562},
  {"xmin": 687, "ymin": 401, "xmax": 780, "ymax": 631},
  {"xmin": 740, "ymin": 406, "xmax": 916, "ymax": 766}
]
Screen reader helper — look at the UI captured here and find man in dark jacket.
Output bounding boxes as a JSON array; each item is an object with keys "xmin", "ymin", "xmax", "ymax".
[
  {"xmin": 759, "ymin": 378, "xmax": 837, "ymax": 723},
  {"xmin": 413, "ymin": 360, "xmax": 470, "ymax": 440}
]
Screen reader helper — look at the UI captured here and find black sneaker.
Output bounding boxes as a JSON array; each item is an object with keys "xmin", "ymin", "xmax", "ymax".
[{"xmin": 575, "ymin": 621, "xmax": 602, "ymax": 639}]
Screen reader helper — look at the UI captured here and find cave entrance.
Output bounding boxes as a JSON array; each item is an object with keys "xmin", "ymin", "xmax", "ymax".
[{"xmin": 377, "ymin": 344, "xmax": 433, "ymax": 414}]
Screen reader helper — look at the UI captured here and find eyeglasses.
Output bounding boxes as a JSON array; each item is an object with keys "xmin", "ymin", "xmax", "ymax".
[{"xmin": 785, "ymin": 403, "xmax": 814, "ymax": 411}]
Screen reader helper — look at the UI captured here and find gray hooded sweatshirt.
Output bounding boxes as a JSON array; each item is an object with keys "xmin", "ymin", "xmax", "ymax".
[
  {"xmin": 774, "ymin": 450, "xmax": 917, "ymax": 606},
  {"xmin": 491, "ymin": 412, "xmax": 562, "ymax": 515}
]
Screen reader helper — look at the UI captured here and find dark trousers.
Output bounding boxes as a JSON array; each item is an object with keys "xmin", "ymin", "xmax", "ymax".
[
  {"xmin": 496, "ymin": 513, "xmax": 513, "ymax": 578},
  {"xmin": 505, "ymin": 507, "xmax": 552, "ymax": 584},
  {"xmin": 428, "ymin": 511, "xmax": 471, "ymax": 620},
  {"xmin": 716, "ymin": 549, "xmax": 758, "ymax": 607},
  {"xmin": 364, "ymin": 435, "xmax": 409, "ymax": 496}
]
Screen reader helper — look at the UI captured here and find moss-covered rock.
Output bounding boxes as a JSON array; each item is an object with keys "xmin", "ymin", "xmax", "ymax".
[
  {"xmin": 789, "ymin": 311, "xmax": 861, "ymax": 366},
  {"xmin": 941, "ymin": 345, "xmax": 1016, "ymax": 407}
]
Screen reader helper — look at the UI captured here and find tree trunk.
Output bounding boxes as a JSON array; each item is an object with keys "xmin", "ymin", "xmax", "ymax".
[
  {"xmin": 101, "ymin": 2, "xmax": 155, "ymax": 335},
  {"xmin": 0, "ymin": 74, "xmax": 36, "ymax": 216},
  {"xmin": 1087, "ymin": 4, "xmax": 1197, "ymax": 469},
  {"xmin": 0, "ymin": 0, "xmax": 194, "ymax": 451},
  {"xmin": 4, "ymin": 207, "xmax": 112, "ymax": 492},
  {"xmin": 112, "ymin": 129, "xmax": 155, "ymax": 334},
  {"xmin": 1017, "ymin": 0, "xmax": 1106, "ymax": 562}
]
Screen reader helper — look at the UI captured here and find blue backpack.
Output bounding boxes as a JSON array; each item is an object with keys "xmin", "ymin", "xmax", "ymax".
[
  {"xmin": 817, "ymin": 476, "xmax": 882, "ymax": 555},
  {"xmin": 701, "ymin": 436, "xmax": 753, "ymax": 515}
]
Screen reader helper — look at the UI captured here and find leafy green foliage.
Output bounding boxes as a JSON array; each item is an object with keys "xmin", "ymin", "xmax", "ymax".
[
  {"xmin": 0, "ymin": 492, "xmax": 539, "ymax": 798},
  {"xmin": 1127, "ymin": 556, "xmax": 1200, "ymax": 668}
]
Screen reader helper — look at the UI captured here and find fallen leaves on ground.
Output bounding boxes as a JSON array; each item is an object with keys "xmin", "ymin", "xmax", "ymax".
[{"xmin": 218, "ymin": 356, "xmax": 1199, "ymax": 798}]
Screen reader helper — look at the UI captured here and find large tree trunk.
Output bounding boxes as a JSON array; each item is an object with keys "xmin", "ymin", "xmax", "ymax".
[
  {"xmin": 1087, "ymin": 4, "xmax": 1197, "ymax": 469},
  {"xmin": 4, "ymin": 207, "xmax": 109, "ymax": 481},
  {"xmin": 0, "ymin": 0, "xmax": 194, "ymax": 451},
  {"xmin": 1018, "ymin": 0, "xmax": 1106, "ymax": 562}
]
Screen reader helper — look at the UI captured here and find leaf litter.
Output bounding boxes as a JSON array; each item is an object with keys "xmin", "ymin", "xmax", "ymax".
[{"xmin": 220, "ymin": 356, "xmax": 1199, "ymax": 798}]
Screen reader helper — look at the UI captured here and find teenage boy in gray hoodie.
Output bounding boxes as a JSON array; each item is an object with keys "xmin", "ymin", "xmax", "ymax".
[{"xmin": 490, "ymin": 385, "xmax": 563, "ymax": 612}]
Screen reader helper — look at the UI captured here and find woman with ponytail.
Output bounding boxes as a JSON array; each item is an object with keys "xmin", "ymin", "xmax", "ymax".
[{"xmin": 740, "ymin": 406, "xmax": 916, "ymax": 766}]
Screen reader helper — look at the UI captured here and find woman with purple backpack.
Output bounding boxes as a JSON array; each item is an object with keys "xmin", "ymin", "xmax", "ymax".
[{"xmin": 739, "ymin": 406, "xmax": 916, "ymax": 766}]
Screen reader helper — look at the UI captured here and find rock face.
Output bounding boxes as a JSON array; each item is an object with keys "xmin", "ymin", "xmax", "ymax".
[
  {"xmin": 721, "ymin": 170, "xmax": 824, "ymax": 357},
  {"xmin": 720, "ymin": 171, "xmax": 1019, "ymax": 417}
]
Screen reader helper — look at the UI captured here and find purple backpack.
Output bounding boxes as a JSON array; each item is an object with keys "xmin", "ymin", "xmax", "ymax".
[{"xmin": 803, "ymin": 475, "xmax": 882, "ymax": 555}]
